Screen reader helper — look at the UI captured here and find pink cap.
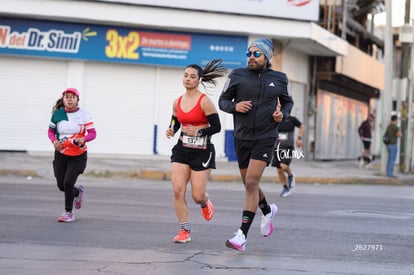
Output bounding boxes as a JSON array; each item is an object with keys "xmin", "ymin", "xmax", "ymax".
[{"xmin": 62, "ymin": 87, "xmax": 80, "ymax": 97}]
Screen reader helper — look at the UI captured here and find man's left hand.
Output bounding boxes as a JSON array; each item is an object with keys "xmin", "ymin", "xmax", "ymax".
[{"xmin": 273, "ymin": 110, "xmax": 283, "ymax": 122}]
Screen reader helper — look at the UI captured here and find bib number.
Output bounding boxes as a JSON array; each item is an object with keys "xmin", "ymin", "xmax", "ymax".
[
  {"xmin": 182, "ymin": 134, "xmax": 207, "ymax": 149},
  {"xmin": 278, "ymin": 133, "xmax": 288, "ymax": 141}
]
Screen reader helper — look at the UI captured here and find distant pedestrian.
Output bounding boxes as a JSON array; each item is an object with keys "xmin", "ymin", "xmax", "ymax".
[
  {"xmin": 358, "ymin": 113, "xmax": 375, "ymax": 168},
  {"xmin": 166, "ymin": 59, "xmax": 227, "ymax": 243},
  {"xmin": 48, "ymin": 88, "xmax": 97, "ymax": 222},
  {"xmin": 219, "ymin": 38, "xmax": 293, "ymax": 251},
  {"xmin": 271, "ymin": 113, "xmax": 305, "ymax": 197},
  {"xmin": 385, "ymin": 114, "xmax": 402, "ymax": 177}
]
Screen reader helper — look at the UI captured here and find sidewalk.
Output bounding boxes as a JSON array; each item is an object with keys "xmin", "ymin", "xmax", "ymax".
[{"xmin": 0, "ymin": 152, "xmax": 413, "ymax": 185}]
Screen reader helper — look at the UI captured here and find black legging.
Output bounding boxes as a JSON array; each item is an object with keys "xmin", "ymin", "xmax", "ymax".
[{"xmin": 53, "ymin": 151, "xmax": 87, "ymax": 212}]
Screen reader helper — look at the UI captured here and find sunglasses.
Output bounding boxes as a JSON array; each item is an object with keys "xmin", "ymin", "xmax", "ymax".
[{"xmin": 246, "ymin": 50, "xmax": 262, "ymax": 58}]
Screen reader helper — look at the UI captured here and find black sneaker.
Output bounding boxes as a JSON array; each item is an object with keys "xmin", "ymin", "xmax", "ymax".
[
  {"xmin": 287, "ymin": 173, "xmax": 296, "ymax": 189},
  {"xmin": 280, "ymin": 186, "xmax": 292, "ymax": 197}
]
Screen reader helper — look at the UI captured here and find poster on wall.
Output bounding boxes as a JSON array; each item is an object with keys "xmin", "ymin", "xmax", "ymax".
[
  {"xmin": 315, "ymin": 90, "xmax": 368, "ymax": 160},
  {"xmin": 0, "ymin": 18, "xmax": 247, "ymax": 68}
]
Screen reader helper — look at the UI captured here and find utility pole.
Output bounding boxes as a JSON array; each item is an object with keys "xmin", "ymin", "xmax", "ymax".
[
  {"xmin": 399, "ymin": 0, "xmax": 412, "ymax": 173},
  {"xmin": 381, "ymin": 0, "xmax": 393, "ymax": 175},
  {"xmin": 405, "ymin": 0, "xmax": 413, "ymax": 173},
  {"xmin": 406, "ymin": 41, "xmax": 413, "ymax": 172}
]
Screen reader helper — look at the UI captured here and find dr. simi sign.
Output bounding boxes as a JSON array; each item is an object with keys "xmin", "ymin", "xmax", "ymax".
[{"xmin": 0, "ymin": 17, "xmax": 247, "ymax": 69}]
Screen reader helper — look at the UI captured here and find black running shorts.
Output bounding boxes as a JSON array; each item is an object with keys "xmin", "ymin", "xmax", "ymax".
[
  {"xmin": 234, "ymin": 138, "xmax": 275, "ymax": 169},
  {"xmin": 171, "ymin": 140, "xmax": 216, "ymax": 171},
  {"xmin": 271, "ymin": 144, "xmax": 294, "ymax": 168},
  {"xmin": 362, "ymin": 141, "xmax": 371, "ymax": 150}
]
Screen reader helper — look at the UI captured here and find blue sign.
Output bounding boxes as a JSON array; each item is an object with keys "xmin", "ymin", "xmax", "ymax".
[{"xmin": 0, "ymin": 18, "xmax": 248, "ymax": 68}]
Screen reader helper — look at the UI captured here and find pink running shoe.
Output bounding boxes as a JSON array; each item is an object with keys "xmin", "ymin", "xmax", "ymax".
[
  {"xmin": 74, "ymin": 185, "xmax": 84, "ymax": 209},
  {"xmin": 57, "ymin": 211, "xmax": 75, "ymax": 222},
  {"xmin": 260, "ymin": 204, "xmax": 278, "ymax": 237},
  {"xmin": 225, "ymin": 229, "xmax": 246, "ymax": 251}
]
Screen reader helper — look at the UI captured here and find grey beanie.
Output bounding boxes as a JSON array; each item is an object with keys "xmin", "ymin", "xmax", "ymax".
[{"xmin": 248, "ymin": 38, "xmax": 274, "ymax": 62}]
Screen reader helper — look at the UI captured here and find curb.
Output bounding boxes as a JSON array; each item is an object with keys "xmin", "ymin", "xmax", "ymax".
[
  {"xmin": 0, "ymin": 168, "xmax": 405, "ymax": 185},
  {"xmin": 292, "ymin": 176, "xmax": 402, "ymax": 185},
  {"xmin": 0, "ymin": 169, "xmax": 38, "ymax": 177}
]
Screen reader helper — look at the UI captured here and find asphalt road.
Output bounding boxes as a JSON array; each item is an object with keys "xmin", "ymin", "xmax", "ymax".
[{"xmin": 0, "ymin": 176, "xmax": 413, "ymax": 275}]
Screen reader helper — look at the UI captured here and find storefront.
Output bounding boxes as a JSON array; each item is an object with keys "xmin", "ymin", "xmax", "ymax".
[
  {"xmin": 0, "ymin": 17, "xmax": 247, "ymax": 156},
  {"xmin": 1, "ymin": 0, "xmax": 353, "ymax": 159}
]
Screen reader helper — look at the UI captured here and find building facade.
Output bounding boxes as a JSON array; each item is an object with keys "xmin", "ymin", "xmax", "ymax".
[{"xmin": 0, "ymin": 0, "xmax": 384, "ymax": 160}]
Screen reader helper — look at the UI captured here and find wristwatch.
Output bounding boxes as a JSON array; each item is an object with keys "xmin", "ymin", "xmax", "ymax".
[
  {"xmin": 297, "ymin": 136, "xmax": 302, "ymax": 140},
  {"xmin": 197, "ymin": 129, "xmax": 203, "ymax": 137}
]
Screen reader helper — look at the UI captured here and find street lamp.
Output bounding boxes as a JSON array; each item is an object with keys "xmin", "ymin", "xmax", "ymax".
[{"xmin": 398, "ymin": 23, "xmax": 414, "ymax": 173}]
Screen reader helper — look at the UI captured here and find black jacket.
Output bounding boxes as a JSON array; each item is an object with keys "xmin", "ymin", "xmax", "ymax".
[
  {"xmin": 358, "ymin": 120, "xmax": 372, "ymax": 140},
  {"xmin": 219, "ymin": 67, "xmax": 293, "ymax": 140}
]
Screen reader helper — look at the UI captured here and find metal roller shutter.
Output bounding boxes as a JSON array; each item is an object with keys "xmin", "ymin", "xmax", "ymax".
[
  {"xmin": 83, "ymin": 62, "xmax": 156, "ymax": 155},
  {"xmin": 0, "ymin": 56, "xmax": 67, "ymax": 152}
]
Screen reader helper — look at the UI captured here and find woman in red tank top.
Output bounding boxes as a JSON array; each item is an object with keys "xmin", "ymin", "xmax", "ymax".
[{"xmin": 165, "ymin": 59, "xmax": 227, "ymax": 243}]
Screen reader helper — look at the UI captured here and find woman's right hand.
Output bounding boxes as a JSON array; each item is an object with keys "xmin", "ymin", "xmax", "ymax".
[
  {"xmin": 166, "ymin": 128, "xmax": 175, "ymax": 139},
  {"xmin": 53, "ymin": 140, "xmax": 62, "ymax": 151}
]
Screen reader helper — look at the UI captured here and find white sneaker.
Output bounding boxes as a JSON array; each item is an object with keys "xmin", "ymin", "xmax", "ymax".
[
  {"xmin": 260, "ymin": 204, "xmax": 278, "ymax": 237},
  {"xmin": 358, "ymin": 158, "xmax": 364, "ymax": 169},
  {"xmin": 225, "ymin": 229, "xmax": 246, "ymax": 251}
]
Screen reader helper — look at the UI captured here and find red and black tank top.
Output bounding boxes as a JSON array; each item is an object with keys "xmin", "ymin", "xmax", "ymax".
[{"xmin": 177, "ymin": 94, "xmax": 208, "ymax": 126}]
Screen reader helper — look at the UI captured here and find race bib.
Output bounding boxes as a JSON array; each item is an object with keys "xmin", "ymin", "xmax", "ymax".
[
  {"xmin": 278, "ymin": 133, "xmax": 288, "ymax": 141},
  {"xmin": 182, "ymin": 134, "xmax": 207, "ymax": 149}
]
